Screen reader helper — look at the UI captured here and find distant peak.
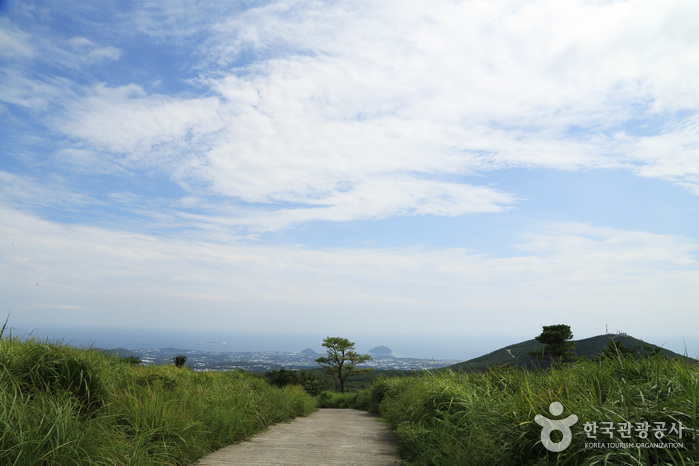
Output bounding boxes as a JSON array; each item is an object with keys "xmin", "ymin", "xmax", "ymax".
[
  {"xmin": 369, "ymin": 345, "xmax": 393, "ymax": 355},
  {"xmin": 299, "ymin": 348, "xmax": 318, "ymax": 355}
]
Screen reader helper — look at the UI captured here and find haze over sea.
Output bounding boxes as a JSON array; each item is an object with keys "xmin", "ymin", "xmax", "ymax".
[
  {"xmin": 9, "ymin": 325, "xmax": 505, "ymax": 360},
  {"xmin": 9, "ymin": 325, "xmax": 698, "ymax": 362}
]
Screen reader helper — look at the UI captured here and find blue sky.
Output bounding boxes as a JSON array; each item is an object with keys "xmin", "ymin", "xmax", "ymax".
[{"xmin": 1, "ymin": 0, "xmax": 698, "ymax": 359}]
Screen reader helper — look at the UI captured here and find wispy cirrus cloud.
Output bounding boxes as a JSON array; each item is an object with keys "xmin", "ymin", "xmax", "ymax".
[
  {"xmin": 0, "ymin": 17, "xmax": 34, "ymax": 60},
  {"xmin": 629, "ymin": 116, "xmax": 699, "ymax": 194},
  {"xmin": 54, "ymin": 83, "xmax": 223, "ymax": 157},
  {"xmin": 170, "ymin": 0, "xmax": 699, "ymax": 201},
  {"xmin": 0, "ymin": 171, "xmax": 92, "ymax": 210},
  {"xmin": 4, "ymin": 0, "xmax": 699, "ymax": 235}
]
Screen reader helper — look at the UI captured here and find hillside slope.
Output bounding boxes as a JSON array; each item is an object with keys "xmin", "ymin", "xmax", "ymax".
[{"xmin": 450, "ymin": 333, "xmax": 693, "ymax": 371}]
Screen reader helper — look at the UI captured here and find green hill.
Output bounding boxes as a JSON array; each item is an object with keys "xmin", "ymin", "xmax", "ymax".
[{"xmin": 450, "ymin": 333, "xmax": 694, "ymax": 371}]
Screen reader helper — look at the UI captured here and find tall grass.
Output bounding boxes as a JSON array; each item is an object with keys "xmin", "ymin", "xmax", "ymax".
[
  {"xmin": 373, "ymin": 355, "xmax": 698, "ymax": 465},
  {"xmin": 0, "ymin": 334, "xmax": 316, "ymax": 465}
]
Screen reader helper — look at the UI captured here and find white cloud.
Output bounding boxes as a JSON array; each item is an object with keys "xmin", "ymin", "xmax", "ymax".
[
  {"xmin": 182, "ymin": 0, "xmax": 699, "ymax": 218},
  {"xmin": 627, "ymin": 116, "xmax": 699, "ymax": 194},
  {"xmin": 200, "ymin": 0, "xmax": 699, "ymax": 118},
  {"xmin": 0, "ymin": 18, "xmax": 35, "ymax": 60},
  {"xmin": 66, "ymin": 36, "xmax": 122, "ymax": 61},
  {"xmin": 4, "ymin": 0, "xmax": 698, "ymax": 232},
  {"xmin": 0, "ymin": 69, "xmax": 73, "ymax": 110},
  {"xmin": 218, "ymin": 176, "xmax": 518, "ymax": 231},
  {"xmin": 519, "ymin": 222, "xmax": 698, "ymax": 268},
  {"xmin": 2, "ymin": 1, "xmax": 699, "ymax": 357},
  {"xmin": 54, "ymin": 83, "xmax": 224, "ymax": 158},
  {"xmin": 0, "ymin": 171, "xmax": 92, "ymax": 209},
  {"xmin": 1, "ymin": 206, "xmax": 696, "ymax": 341},
  {"xmin": 0, "ymin": 17, "xmax": 122, "ymax": 113}
]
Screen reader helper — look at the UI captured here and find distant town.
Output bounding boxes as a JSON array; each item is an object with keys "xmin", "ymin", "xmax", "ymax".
[{"xmin": 113, "ymin": 346, "xmax": 460, "ymax": 372}]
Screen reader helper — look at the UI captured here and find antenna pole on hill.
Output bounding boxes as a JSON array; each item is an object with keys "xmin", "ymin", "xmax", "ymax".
[{"xmin": 606, "ymin": 324, "xmax": 608, "ymax": 334}]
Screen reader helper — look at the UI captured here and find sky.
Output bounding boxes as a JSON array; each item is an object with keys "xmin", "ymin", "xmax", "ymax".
[{"xmin": 1, "ymin": 0, "xmax": 698, "ymax": 359}]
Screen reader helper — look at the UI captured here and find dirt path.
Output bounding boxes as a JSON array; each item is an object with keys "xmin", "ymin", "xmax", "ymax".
[{"xmin": 194, "ymin": 408, "xmax": 403, "ymax": 465}]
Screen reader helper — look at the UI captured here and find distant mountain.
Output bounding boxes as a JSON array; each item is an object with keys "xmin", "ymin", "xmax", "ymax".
[
  {"xmin": 369, "ymin": 346, "xmax": 393, "ymax": 356},
  {"xmin": 299, "ymin": 348, "xmax": 318, "ymax": 356},
  {"xmin": 450, "ymin": 334, "xmax": 695, "ymax": 372},
  {"xmin": 100, "ymin": 347, "xmax": 139, "ymax": 358}
]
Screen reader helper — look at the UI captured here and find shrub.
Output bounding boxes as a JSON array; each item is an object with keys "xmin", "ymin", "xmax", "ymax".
[
  {"xmin": 265, "ymin": 368, "xmax": 328, "ymax": 396},
  {"xmin": 316, "ymin": 388, "xmax": 372, "ymax": 411}
]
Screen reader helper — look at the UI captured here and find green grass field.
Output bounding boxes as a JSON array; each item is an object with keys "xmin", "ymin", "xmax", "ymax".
[
  {"xmin": 4, "ymin": 330, "xmax": 698, "ymax": 465},
  {"xmin": 0, "ymin": 335, "xmax": 316, "ymax": 465},
  {"xmin": 369, "ymin": 355, "xmax": 698, "ymax": 464},
  {"xmin": 317, "ymin": 353, "xmax": 698, "ymax": 464}
]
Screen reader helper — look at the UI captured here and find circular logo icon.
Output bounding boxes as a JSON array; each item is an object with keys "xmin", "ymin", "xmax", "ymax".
[{"xmin": 534, "ymin": 402, "xmax": 578, "ymax": 452}]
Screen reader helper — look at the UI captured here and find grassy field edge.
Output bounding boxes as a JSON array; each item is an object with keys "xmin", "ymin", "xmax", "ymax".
[
  {"xmin": 0, "ymin": 335, "xmax": 317, "ymax": 465},
  {"xmin": 372, "ymin": 355, "xmax": 698, "ymax": 464}
]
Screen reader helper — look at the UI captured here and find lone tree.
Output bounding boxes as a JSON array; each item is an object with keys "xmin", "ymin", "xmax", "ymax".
[
  {"xmin": 173, "ymin": 355, "xmax": 187, "ymax": 368},
  {"xmin": 530, "ymin": 324, "xmax": 576, "ymax": 364},
  {"xmin": 315, "ymin": 337, "xmax": 372, "ymax": 393}
]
